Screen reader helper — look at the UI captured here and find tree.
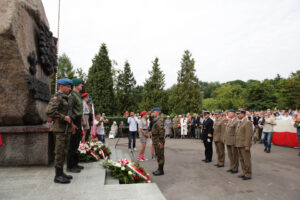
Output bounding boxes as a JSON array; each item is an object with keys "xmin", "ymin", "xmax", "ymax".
[
  {"xmin": 75, "ymin": 68, "xmax": 87, "ymax": 83},
  {"xmin": 210, "ymin": 83, "xmax": 245, "ymax": 110},
  {"xmin": 277, "ymin": 71, "xmax": 300, "ymax": 109},
  {"xmin": 116, "ymin": 61, "xmax": 137, "ymax": 114},
  {"xmin": 172, "ymin": 50, "xmax": 202, "ymax": 114},
  {"xmin": 51, "ymin": 53, "xmax": 75, "ymax": 94},
  {"xmin": 199, "ymin": 81, "xmax": 221, "ymax": 98},
  {"xmin": 141, "ymin": 58, "xmax": 166, "ymax": 111},
  {"xmin": 85, "ymin": 43, "xmax": 115, "ymax": 115},
  {"xmin": 244, "ymin": 80, "xmax": 277, "ymax": 110}
]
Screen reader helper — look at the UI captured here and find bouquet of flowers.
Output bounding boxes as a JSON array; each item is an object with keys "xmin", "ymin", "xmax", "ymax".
[
  {"xmin": 103, "ymin": 159, "xmax": 151, "ymax": 184},
  {"xmin": 78, "ymin": 139, "xmax": 111, "ymax": 162},
  {"xmin": 294, "ymin": 120, "xmax": 300, "ymax": 128}
]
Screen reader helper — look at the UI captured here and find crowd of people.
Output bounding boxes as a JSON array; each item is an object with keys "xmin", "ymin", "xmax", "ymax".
[{"xmin": 47, "ymin": 77, "xmax": 300, "ymax": 184}]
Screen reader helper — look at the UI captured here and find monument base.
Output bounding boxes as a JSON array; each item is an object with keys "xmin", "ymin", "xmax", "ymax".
[{"xmin": 0, "ymin": 125, "xmax": 54, "ymax": 166}]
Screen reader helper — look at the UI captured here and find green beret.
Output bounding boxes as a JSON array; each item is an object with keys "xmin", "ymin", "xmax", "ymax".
[{"xmin": 72, "ymin": 78, "xmax": 82, "ymax": 86}]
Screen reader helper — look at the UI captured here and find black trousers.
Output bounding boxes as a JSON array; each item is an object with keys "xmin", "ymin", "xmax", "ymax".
[
  {"xmin": 204, "ymin": 140, "xmax": 213, "ymax": 161},
  {"xmin": 67, "ymin": 117, "xmax": 81, "ymax": 169}
]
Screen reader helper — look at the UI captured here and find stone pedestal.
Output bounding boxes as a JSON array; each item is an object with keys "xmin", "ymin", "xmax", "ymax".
[{"xmin": 0, "ymin": 125, "xmax": 54, "ymax": 166}]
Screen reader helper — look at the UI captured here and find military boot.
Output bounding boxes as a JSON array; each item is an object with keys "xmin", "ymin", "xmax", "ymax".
[
  {"xmin": 54, "ymin": 168, "xmax": 71, "ymax": 184},
  {"xmin": 62, "ymin": 169, "xmax": 73, "ymax": 180},
  {"xmin": 153, "ymin": 164, "xmax": 164, "ymax": 176}
]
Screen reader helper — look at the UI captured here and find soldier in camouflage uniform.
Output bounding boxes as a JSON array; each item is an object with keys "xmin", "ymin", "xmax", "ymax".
[
  {"xmin": 151, "ymin": 107, "xmax": 165, "ymax": 176},
  {"xmin": 46, "ymin": 78, "xmax": 73, "ymax": 184}
]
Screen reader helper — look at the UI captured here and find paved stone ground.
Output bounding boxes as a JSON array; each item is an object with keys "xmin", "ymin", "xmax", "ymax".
[{"xmin": 108, "ymin": 138, "xmax": 300, "ymax": 200}]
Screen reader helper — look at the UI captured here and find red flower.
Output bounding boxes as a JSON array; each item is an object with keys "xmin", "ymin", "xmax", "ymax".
[
  {"xmin": 134, "ymin": 176, "xmax": 139, "ymax": 180},
  {"xmin": 140, "ymin": 168, "xmax": 144, "ymax": 172},
  {"xmin": 105, "ymin": 153, "xmax": 107, "ymax": 156}
]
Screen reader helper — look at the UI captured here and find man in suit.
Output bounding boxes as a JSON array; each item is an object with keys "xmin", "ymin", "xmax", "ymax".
[
  {"xmin": 224, "ymin": 109, "xmax": 239, "ymax": 174},
  {"xmin": 235, "ymin": 110, "xmax": 253, "ymax": 180},
  {"xmin": 213, "ymin": 110, "xmax": 227, "ymax": 167},
  {"xmin": 201, "ymin": 111, "xmax": 214, "ymax": 163},
  {"xmin": 194, "ymin": 113, "xmax": 201, "ymax": 139}
]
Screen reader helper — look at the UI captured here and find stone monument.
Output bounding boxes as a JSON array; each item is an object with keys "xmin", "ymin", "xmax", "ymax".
[{"xmin": 0, "ymin": 0, "xmax": 57, "ymax": 165}]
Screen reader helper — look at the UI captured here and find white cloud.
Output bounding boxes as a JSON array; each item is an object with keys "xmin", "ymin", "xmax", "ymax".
[{"xmin": 42, "ymin": 0, "xmax": 300, "ymax": 88}]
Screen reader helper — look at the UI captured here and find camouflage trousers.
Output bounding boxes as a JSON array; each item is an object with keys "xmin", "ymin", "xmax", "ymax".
[
  {"xmin": 154, "ymin": 142, "xmax": 165, "ymax": 165},
  {"xmin": 55, "ymin": 133, "xmax": 68, "ymax": 169}
]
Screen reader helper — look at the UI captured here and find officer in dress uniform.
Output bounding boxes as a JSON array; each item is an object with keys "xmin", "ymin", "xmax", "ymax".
[
  {"xmin": 213, "ymin": 110, "xmax": 227, "ymax": 167},
  {"xmin": 151, "ymin": 107, "xmax": 165, "ymax": 176},
  {"xmin": 67, "ymin": 78, "xmax": 84, "ymax": 173},
  {"xmin": 201, "ymin": 111, "xmax": 214, "ymax": 163},
  {"xmin": 224, "ymin": 109, "xmax": 239, "ymax": 174},
  {"xmin": 235, "ymin": 110, "xmax": 252, "ymax": 180},
  {"xmin": 46, "ymin": 78, "xmax": 73, "ymax": 184}
]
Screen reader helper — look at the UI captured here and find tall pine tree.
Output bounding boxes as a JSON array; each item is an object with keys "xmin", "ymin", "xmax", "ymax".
[
  {"xmin": 173, "ymin": 50, "xmax": 202, "ymax": 114},
  {"xmin": 85, "ymin": 44, "xmax": 115, "ymax": 115},
  {"xmin": 141, "ymin": 58, "xmax": 166, "ymax": 111},
  {"xmin": 116, "ymin": 61, "xmax": 137, "ymax": 114}
]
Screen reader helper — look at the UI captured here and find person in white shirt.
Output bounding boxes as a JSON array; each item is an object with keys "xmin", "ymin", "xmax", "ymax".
[
  {"xmin": 128, "ymin": 112, "xmax": 138, "ymax": 152},
  {"xmin": 109, "ymin": 121, "xmax": 118, "ymax": 139},
  {"xmin": 282, "ymin": 110, "xmax": 292, "ymax": 121},
  {"xmin": 95, "ymin": 114, "xmax": 108, "ymax": 143}
]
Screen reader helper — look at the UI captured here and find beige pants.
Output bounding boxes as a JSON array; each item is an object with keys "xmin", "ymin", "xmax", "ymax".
[
  {"xmin": 237, "ymin": 147, "xmax": 252, "ymax": 178},
  {"xmin": 226, "ymin": 145, "xmax": 239, "ymax": 171},
  {"xmin": 215, "ymin": 142, "xmax": 225, "ymax": 165}
]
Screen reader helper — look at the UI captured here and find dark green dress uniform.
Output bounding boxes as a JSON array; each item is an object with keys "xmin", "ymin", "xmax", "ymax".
[
  {"xmin": 46, "ymin": 78, "xmax": 73, "ymax": 184},
  {"xmin": 67, "ymin": 78, "xmax": 84, "ymax": 172},
  {"xmin": 151, "ymin": 108, "xmax": 165, "ymax": 176}
]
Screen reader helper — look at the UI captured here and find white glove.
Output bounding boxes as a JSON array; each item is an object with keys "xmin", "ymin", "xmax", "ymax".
[{"xmin": 207, "ymin": 138, "xmax": 211, "ymax": 142}]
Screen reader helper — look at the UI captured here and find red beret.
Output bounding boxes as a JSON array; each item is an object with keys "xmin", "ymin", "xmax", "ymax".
[
  {"xmin": 141, "ymin": 111, "xmax": 147, "ymax": 116},
  {"xmin": 81, "ymin": 93, "xmax": 88, "ymax": 98}
]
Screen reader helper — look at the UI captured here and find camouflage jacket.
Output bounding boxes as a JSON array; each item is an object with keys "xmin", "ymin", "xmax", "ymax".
[
  {"xmin": 151, "ymin": 116, "xmax": 165, "ymax": 145},
  {"xmin": 46, "ymin": 92, "xmax": 71, "ymax": 133}
]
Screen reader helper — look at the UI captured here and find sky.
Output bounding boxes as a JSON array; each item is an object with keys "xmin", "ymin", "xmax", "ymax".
[{"xmin": 42, "ymin": 0, "xmax": 300, "ymax": 88}]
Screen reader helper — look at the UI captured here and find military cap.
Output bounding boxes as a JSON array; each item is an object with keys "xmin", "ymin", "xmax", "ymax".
[
  {"xmin": 140, "ymin": 111, "xmax": 147, "ymax": 116},
  {"xmin": 215, "ymin": 110, "xmax": 222, "ymax": 114},
  {"xmin": 81, "ymin": 93, "xmax": 88, "ymax": 98},
  {"xmin": 204, "ymin": 111, "xmax": 210, "ymax": 114},
  {"xmin": 237, "ymin": 109, "xmax": 246, "ymax": 114},
  {"xmin": 87, "ymin": 98, "xmax": 92, "ymax": 103},
  {"xmin": 57, "ymin": 78, "xmax": 72, "ymax": 85},
  {"xmin": 152, "ymin": 107, "xmax": 161, "ymax": 111},
  {"xmin": 72, "ymin": 78, "xmax": 82, "ymax": 86},
  {"xmin": 228, "ymin": 109, "xmax": 235, "ymax": 113}
]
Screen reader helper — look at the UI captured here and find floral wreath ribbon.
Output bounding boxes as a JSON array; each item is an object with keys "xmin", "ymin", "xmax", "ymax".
[{"xmin": 118, "ymin": 159, "xmax": 150, "ymax": 182}]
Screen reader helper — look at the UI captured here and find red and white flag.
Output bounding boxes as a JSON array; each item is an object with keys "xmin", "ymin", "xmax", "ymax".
[{"xmin": 0, "ymin": 133, "xmax": 3, "ymax": 146}]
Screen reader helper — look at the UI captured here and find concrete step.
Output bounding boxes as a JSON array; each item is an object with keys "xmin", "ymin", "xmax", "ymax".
[
  {"xmin": 101, "ymin": 183, "xmax": 166, "ymax": 200},
  {"xmin": 105, "ymin": 169, "xmax": 120, "ymax": 185}
]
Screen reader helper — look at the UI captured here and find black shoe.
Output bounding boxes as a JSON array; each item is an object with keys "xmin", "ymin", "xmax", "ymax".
[
  {"xmin": 153, "ymin": 164, "xmax": 164, "ymax": 176},
  {"xmin": 242, "ymin": 176, "xmax": 251, "ymax": 180},
  {"xmin": 76, "ymin": 165, "xmax": 84, "ymax": 170},
  {"xmin": 202, "ymin": 159, "xmax": 208, "ymax": 162},
  {"xmin": 206, "ymin": 160, "xmax": 212, "ymax": 163},
  {"xmin": 217, "ymin": 165, "xmax": 224, "ymax": 168},
  {"xmin": 238, "ymin": 175, "xmax": 246, "ymax": 178},
  {"xmin": 54, "ymin": 168, "xmax": 70, "ymax": 184},
  {"xmin": 62, "ymin": 172, "xmax": 73, "ymax": 179},
  {"xmin": 67, "ymin": 167, "xmax": 81, "ymax": 173},
  {"xmin": 214, "ymin": 164, "xmax": 219, "ymax": 167},
  {"xmin": 231, "ymin": 170, "xmax": 238, "ymax": 174},
  {"xmin": 266, "ymin": 150, "xmax": 270, "ymax": 153},
  {"xmin": 226, "ymin": 169, "xmax": 233, "ymax": 173}
]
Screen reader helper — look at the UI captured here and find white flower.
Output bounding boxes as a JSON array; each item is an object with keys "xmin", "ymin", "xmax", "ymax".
[
  {"xmin": 93, "ymin": 147, "xmax": 97, "ymax": 151},
  {"xmin": 147, "ymin": 180, "xmax": 151, "ymax": 183},
  {"xmin": 128, "ymin": 171, "xmax": 133, "ymax": 175},
  {"xmin": 121, "ymin": 166, "xmax": 125, "ymax": 171}
]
